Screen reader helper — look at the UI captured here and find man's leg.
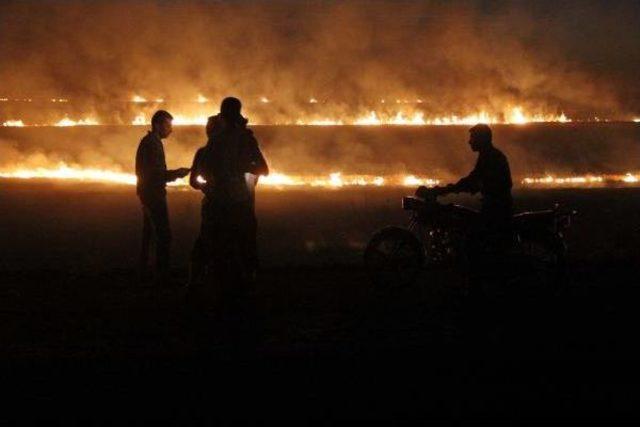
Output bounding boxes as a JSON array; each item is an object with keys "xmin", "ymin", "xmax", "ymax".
[
  {"xmin": 237, "ymin": 203, "xmax": 259, "ymax": 281},
  {"xmin": 139, "ymin": 205, "xmax": 152, "ymax": 279},
  {"xmin": 147, "ymin": 198, "xmax": 172, "ymax": 282}
]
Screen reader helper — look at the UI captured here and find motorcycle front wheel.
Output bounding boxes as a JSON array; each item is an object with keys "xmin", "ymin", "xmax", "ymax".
[{"xmin": 364, "ymin": 226, "xmax": 424, "ymax": 290}]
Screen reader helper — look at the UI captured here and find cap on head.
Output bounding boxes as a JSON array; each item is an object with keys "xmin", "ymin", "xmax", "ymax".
[
  {"xmin": 151, "ymin": 110, "xmax": 173, "ymax": 129},
  {"xmin": 469, "ymin": 123, "xmax": 492, "ymax": 145},
  {"xmin": 220, "ymin": 97, "xmax": 242, "ymax": 123}
]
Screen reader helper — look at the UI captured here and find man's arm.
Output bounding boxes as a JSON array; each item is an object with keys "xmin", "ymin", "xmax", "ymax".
[
  {"xmin": 166, "ymin": 168, "xmax": 190, "ymax": 182},
  {"xmin": 141, "ymin": 142, "xmax": 189, "ymax": 183},
  {"xmin": 138, "ymin": 142, "xmax": 165, "ymax": 186},
  {"xmin": 445, "ymin": 158, "xmax": 482, "ymax": 195},
  {"xmin": 189, "ymin": 149, "xmax": 205, "ymax": 190}
]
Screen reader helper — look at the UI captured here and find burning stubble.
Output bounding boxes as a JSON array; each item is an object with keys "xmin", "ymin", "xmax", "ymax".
[{"xmin": 1, "ymin": 0, "xmax": 639, "ymax": 125}]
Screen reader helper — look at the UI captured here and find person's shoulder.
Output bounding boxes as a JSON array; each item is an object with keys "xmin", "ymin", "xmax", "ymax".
[
  {"xmin": 240, "ymin": 127, "xmax": 257, "ymax": 143},
  {"xmin": 139, "ymin": 132, "xmax": 157, "ymax": 147},
  {"xmin": 194, "ymin": 146, "xmax": 209, "ymax": 158},
  {"xmin": 192, "ymin": 146, "xmax": 208, "ymax": 168},
  {"xmin": 238, "ymin": 126, "xmax": 254, "ymax": 136},
  {"xmin": 491, "ymin": 146, "xmax": 507, "ymax": 159}
]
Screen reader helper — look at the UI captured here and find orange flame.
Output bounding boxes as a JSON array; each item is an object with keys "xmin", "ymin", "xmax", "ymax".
[{"xmin": 3, "ymin": 164, "xmax": 639, "ymax": 189}]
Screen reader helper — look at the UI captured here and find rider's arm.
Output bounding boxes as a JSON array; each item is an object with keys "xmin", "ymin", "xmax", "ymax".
[{"xmin": 447, "ymin": 159, "xmax": 481, "ymax": 194}]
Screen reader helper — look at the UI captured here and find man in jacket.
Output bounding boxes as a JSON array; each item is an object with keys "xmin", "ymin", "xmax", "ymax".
[
  {"xmin": 135, "ymin": 110, "xmax": 190, "ymax": 285},
  {"xmin": 189, "ymin": 98, "xmax": 269, "ymax": 288}
]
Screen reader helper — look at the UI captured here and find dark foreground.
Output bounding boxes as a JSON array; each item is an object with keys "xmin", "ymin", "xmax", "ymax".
[
  {"xmin": 2, "ymin": 259, "xmax": 640, "ymax": 421},
  {"xmin": 2, "ymin": 184, "xmax": 640, "ymax": 420}
]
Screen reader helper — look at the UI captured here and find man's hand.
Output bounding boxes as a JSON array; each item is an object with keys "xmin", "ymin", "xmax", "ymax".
[
  {"xmin": 176, "ymin": 167, "xmax": 191, "ymax": 178},
  {"xmin": 416, "ymin": 184, "xmax": 454, "ymax": 199},
  {"xmin": 415, "ymin": 186, "xmax": 431, "ymax": 199}
]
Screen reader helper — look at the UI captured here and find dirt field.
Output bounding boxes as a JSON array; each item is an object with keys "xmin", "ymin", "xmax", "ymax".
[{"xmin": 1, "ymin": 183, "xmax": 640, "ymax": 420}]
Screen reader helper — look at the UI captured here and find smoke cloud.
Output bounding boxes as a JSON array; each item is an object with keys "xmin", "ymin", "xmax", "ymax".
[{"xmin": 1, "ymin": 0, "xmax": 639, "ymax": 123}]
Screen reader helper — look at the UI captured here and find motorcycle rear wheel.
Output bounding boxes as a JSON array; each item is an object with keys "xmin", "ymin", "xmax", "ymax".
[
  {"xmin": 364, "ymin": 226, "xmax": 424, "ymax": 290},
  {"xmin": 517, "ymin": 234, "xmax": 567, "ymax": 290}
]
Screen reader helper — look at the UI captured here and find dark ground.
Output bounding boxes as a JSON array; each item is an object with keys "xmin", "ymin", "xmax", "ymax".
[{"xmin": 2, "ymin": 183, "xmax": 640, "ymax": 421}]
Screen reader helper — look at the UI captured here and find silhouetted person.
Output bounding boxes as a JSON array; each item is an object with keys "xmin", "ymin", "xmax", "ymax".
[
  {"xmin": 135, "ymin": 110, "xmax": 190, "ymax": 285},
  {"xmin": 187, "ymin": 114, "xmax": 224, "ymax": 288},
  {"xmin": 187, "ymin": 97, "xmax": 269, "ymax": 290},
  {"xmin": 418, "ymin": 123, "xmax": 513, "ymax": 251},
  {"xmin": 418, "ymin": 124, "xmax": 513, "ymax": 343}
]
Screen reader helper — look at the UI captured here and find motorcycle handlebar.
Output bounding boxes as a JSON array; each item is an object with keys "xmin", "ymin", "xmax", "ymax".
[{"xmin": 415, "ymin": 185, "xmax": 450, "ymax": 199}]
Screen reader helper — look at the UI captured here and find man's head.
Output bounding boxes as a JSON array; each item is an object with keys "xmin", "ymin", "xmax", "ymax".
[
  {"xmin": 220, "ymin": 97, "xmax": 243, "ymax": 125},
  {"xmin": 468, "ymin": 124, "xmax": 492, "ymax": 152},
  {"xmin": 206, "ymin": 114, "xmax": 225, "ymax": 139},
  {"xmin": 151, "ymin": 110, "xmax": 173, "ymax": 139}
]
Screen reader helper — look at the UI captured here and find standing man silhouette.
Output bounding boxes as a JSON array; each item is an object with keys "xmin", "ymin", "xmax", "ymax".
[
  {"xmin": 135, "ymin": 110, "xmax": 190, "ymax": 285},
  {"xmin": 188, "ymin": 97, "xmax": 269, "ymax": 289}
]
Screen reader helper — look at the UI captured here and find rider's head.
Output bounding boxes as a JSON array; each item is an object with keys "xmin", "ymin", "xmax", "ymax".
[{"xmin": 468, "ymin": 124, "xmax": 492, "ymax": 152}]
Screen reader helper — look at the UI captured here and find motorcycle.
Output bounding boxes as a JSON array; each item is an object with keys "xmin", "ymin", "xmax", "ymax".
[{"xmin": 364, "ymin": 187, "xmax": 576, "ymax": 290}]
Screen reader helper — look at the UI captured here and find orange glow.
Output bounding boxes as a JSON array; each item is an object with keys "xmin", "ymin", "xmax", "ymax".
[
  {"xmin": 130, "ymin": 113, "xmax": 208, "ymax": 126},
  {"xmin": 2, "ymin": 120, "xmax": 25, "ymax": 127},
  {"xmin": 131, "ymin": 114, "xmax": 147, "ymax": 126},
  {"xmin": 0, "ymin": 104, "xmax": 616, "ymax": 127},
  {"xmin": 55, "ymin": 117, "xmax": 100, "ymax": 127},
  {"xmin": 521, "ymin": 173, "xmax": 640, "ymax": 187},
  {"xmin": 0, "ymin": 164, "xmax": 136, "ymax": 185},
  {"xmin": 1, "ymin": 165, "xmax": 640, "ymax": 189},
  {"xmin": 0, "ymin": 165, "xmax": 435, "ymax": 189},
  {"xmin": 290, "ymin": 106, "xmax": 570, "ymax": 126},
  {"xmin": 2, "ymin": 117, "xmax": 100, "ymax": 127}
]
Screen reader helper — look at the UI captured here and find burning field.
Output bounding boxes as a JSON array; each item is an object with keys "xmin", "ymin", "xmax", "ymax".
[
  {"xmin": 1, "ymin": 121, "xmax": 639, "ymax": 271},
  {"xmin": 2, "ymin": 0, "xmax": 639, "ymax": 190},
  {"xmin": 1, "ymin": 122, "xmax": 639, "ymax": 190}
]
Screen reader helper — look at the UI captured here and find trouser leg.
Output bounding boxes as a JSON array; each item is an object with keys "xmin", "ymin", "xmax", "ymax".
[
  {"xmin": 246, "ymin": 211, "xmax": 258, "ymax": 275},
  {"xmin": 144, "ymin": 198, "xmax": 172, "ymax": 275},
  {"xmin": 154, "ymin": 201, "xmax": 171, "ymax": 274},
  {"xmin": 235, "ymin": 206, "xmax": 258, "ymax": 278},
  {"xmin": 139, "ymin": 206, "xmax": 152, "ymax": 271},
  {"xmin": 188, "ymin": 236, "xmax": 205, "ymax": 288}
]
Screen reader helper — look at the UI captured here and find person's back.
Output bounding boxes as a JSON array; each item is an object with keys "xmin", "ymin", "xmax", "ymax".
[
  {"xmin": 136, "ymin": 131, "xmax": 168, "ymax": 202},
  {"xmin": 424, "ymin": 124, "xmax": 512, "ymax": 218},
  {"xmin": 469, "ymin": 144, "xmax": 512, "ymax": 217},
  {"xmin": 188, "ymin": 97, "xmax": 269, "ymax": 288},
  {"xmin": 416, "ymin": 124, "xmax": 513, "ymax": 252},
  {"xmin": 202, "ymin": 125, "xmax": 259, "ymax": 204}
]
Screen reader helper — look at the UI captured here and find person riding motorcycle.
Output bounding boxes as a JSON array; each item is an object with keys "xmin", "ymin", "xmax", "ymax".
[{"xmin": 416, "ymin": 124, "xmax": 513, "ymax": 252}]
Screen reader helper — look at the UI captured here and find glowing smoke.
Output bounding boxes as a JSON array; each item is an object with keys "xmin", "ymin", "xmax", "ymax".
[{"xmin": 1, "ymin": 0, "xmax": 639, "ymax": 125}]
